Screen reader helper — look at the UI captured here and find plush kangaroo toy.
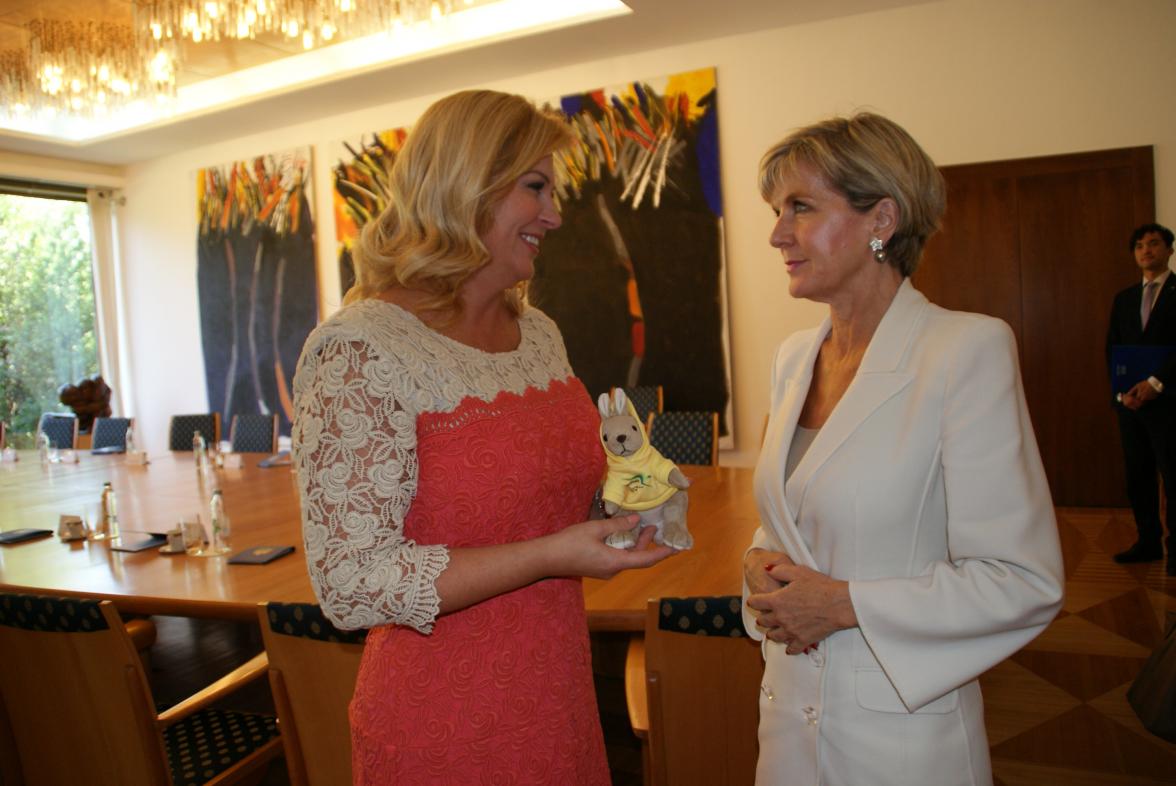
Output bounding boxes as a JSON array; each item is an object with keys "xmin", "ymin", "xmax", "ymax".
[{"xmin": 597, "ymin": 390, "xmax": 693, "ymax": 550}]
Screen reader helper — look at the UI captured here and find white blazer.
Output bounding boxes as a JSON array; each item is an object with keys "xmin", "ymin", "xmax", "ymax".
[{"xmin": 744, "ymin": 280, "xmax": 1064, "ymax": 786}]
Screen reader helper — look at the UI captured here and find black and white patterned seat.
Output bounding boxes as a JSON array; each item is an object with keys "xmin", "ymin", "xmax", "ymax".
[
  {"xmin": 230, "ymin": 413, "xmax": 279, "ymax": 453},
  {"xmin": 38, "ymin": 412, "xmax": 78, "ymax": 449},
  {"xmin": 90, "ymin": 416, "xmax": 133, "ymax": 452},
  {"xmin": 265, "ymin": 601, "xmax": 368, "ymax": 644},
  {"xmin": 647, "ymin": 410, "xmax": 718, "ymax": 466},
  {"xmin": 620, "ymin": 385, "xmax": 663, "ymax": 426},
  {"xmin": 169, "ymin": 413, "xmax": 219, "ymax": 451},
  {"xmin": 163, "ymin": 708, "xmax": 280, "ymax": 786},
  {"xmin": 657, "ymin": 595, "xmax": 748, "ymax": 637}
]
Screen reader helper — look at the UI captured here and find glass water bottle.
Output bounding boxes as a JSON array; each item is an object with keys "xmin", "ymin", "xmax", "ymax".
[{"xmin": 92, "ymin": 482, "xmax": 119, "ymax": 540}]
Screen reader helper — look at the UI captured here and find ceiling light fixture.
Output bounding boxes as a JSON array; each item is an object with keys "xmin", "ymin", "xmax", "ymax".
[
  {"xmin": 0, "ymin": 0, "xmax": 631, "ymax": 144},
  {"xmin": 135, "ymin": 0, "xmax": 456, "ymax": 51},
  {"xmin": 14, "ymin": 20, "xmax": 176, "ymax": 119}
]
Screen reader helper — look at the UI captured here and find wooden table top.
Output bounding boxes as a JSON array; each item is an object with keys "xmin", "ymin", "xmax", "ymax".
[{"xmin": 0, "ymin": 453, "xmax": 760, "ymax": 631}]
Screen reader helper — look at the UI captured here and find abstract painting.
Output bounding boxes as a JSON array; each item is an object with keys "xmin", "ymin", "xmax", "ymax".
[
  {"xmin": 195, "ymin": 147, "xmax": 317, "ymax": 439},
  {"xmin": 530, "ymin": 67, "xmax": 732, "ymax": 440},
  {"xmin": 332, "ymin": 128, "xmax": 408, "ymax": 297}
]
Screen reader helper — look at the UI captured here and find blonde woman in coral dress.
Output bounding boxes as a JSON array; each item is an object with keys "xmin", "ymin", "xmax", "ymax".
[{"xmin": 292, "ymin": 90, "xmax": 675, "ymax": 785}]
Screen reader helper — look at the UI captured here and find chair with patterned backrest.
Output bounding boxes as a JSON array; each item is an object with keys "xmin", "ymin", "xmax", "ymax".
[
  {"xmin": 618, "ymin": 385, "xmax": 664, "ymax": 427},
  {"xmin": 38, "ymin": 412, "xmax": 79, "ymax": 450},
  {"xmin": 168, "ymin": 413, "xmax": 221, "ymax": 451},
  {"xmin": 258, "ymin": 602, "xmax": 367, "ymax": 786},
  {"xmin": 0, "ymin": 592, "xmax": 281, "ymax": 786},
  {"xmin": 231, "ymin": 413, "xmax": 279, "ymax": 454},
  {"xmin": 647, "ymin": 410, "xmax": 719, "ymax": 466},
  {"xmin": 625, "ymin": 596, "xmax": 764, "ymax": 786},
  {"xmin": 90, "ymin": 416, "xmax": 134, "ymax": 453}
]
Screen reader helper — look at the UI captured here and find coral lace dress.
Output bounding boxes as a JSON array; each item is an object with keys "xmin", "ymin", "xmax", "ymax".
[{"xmin": 292, "ymin": 300, "xmax": 609, "ymax": 785}]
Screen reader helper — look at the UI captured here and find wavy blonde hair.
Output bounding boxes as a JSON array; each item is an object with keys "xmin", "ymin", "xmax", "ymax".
[
  {"xmin": 345, "ymin": 90, "xmax": 573, "ymax": 316},
  {"xmin": 759, "ymin": 112, "xmax": 945, "ymax": 278}
]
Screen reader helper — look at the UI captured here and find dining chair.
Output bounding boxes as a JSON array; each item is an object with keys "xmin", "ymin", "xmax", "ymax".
[
  {"xmin": 38, "ymin": 412, "xmax": 79, "ymax": 450},
  {"xmin": 618, "ymin": 385, "xmax": 664, "ymax": 428},
  {"xmin": 647, "ymin": 410, "xmax": 719, "ymax": 465},
  {"xmin": 0, "ymin": 592, "xmax": 281, "ymax": 786},
  {"xmin": 91, "ymin": 416, "xmax": 134, "ymax": 453},
  {"xmin": 625, "ymin": 596, "xmax": 764, "ymax": 786},
  {"xmin": 258, "ymin": 602, "xmax": 367, "ymax": 786},
  {"xmin": 168, "ymin": 413, "xmax": 221, "ymax": 451},
  {"xmin": 230, "ymin": 413, "xmax": 280, "ymax": 454}
]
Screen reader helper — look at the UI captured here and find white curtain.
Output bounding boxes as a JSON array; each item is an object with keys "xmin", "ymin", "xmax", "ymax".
[{"xmin": 86, "ymin": 188, "xmax": 135, "ymax": 417}]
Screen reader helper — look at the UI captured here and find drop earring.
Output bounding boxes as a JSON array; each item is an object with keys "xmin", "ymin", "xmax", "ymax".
[{"xmin": 869, "ymin": 237, "xmax": 886, "ymax": 263}]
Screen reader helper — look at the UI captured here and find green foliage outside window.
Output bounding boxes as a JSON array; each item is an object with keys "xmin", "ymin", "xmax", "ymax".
[{"xmin": 0, "ymin": 194, "xmax": 99, "ymax": 440}]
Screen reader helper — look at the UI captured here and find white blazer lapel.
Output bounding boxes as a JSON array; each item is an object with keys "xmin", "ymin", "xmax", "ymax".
[
  {"xmin": 757, "ymin": 322, "xmax": 827, "ymax": 570},
  {"xmin": 786, "ymin": 281, "xmax": 926, "ymax": 516}
]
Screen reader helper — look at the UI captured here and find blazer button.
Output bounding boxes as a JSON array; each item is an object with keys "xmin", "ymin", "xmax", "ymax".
[{"xmin": 802, "ymin": 706, "xmax": 819, "ymax": 726}]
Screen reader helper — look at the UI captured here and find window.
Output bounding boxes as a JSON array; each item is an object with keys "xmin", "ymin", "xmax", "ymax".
[{"xmin": 0, "ymin": 182, "xmax": 99, "ymax": 442}]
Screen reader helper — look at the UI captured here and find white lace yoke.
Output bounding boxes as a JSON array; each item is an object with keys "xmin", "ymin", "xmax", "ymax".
[{"xmin": 291, "ymin": 300, "xmax": 574, "ymax": 633}]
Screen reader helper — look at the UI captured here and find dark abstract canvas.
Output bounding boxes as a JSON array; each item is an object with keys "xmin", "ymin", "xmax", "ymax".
[
  {"xmin": 530, "ymin": 67, "xmax": 732, "ymax": 441},
  {"xmin": 195, "ymin": 148, "xmax": 317, "ymax": 438}
]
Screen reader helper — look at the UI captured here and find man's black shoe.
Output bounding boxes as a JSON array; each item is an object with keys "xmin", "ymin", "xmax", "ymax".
[{"xmin": 1113, "ymin": 542, "xmax": 1164, "ymax": 563}]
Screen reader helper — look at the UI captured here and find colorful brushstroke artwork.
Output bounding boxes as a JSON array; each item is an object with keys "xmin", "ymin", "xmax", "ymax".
[
  {"xmin": 530, "ymin": 67, "xmax": 732, "ymax": 441},
  {"xmin": 195, "ymin": 148, "xmax": 317, "ymax": 438},
  {"xmin": 332, "ymin": 128, "xmax": 408, "ymax": 297}
]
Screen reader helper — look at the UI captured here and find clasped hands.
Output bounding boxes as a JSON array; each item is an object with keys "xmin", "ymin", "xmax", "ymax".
[
  {"xmin": 1119, "ymin": 379, "xmax": 1160, "ymax": 411},
  {"xmin": 744, "ymin": 548, "xmax": 857, "ymax": 655}
]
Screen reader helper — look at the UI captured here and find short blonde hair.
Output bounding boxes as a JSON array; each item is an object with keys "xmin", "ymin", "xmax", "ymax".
[
  {"xmin": 758, "ymin": 112, "xmax": 945, "ymax": 277},
  {"xmin": 346, "ymin": 90, "xmax": 573, "ymax": 314}
]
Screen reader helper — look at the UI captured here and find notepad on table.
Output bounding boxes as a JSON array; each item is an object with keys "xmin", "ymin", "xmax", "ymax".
[
  {"xmin": 228, "ymin": 545, "xmax": 295, "ymax": 564},
  {"xmin": 110, "ymin": 533, "xmax": 169, "ymax": 552},
  {"xmin": 0, "ymin": 528, "xmax": 53, "ymax": 545}
]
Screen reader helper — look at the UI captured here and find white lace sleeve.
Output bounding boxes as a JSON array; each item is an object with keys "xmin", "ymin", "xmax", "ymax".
[{"xmin": 292, "ymin": 333, "xmax": 450, "ymax": 633}]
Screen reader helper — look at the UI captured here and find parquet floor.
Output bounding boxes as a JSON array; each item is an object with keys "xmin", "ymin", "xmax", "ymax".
[{"xmin": 985, "ymin": 508, "xmax": 1176, "ymax": 785}]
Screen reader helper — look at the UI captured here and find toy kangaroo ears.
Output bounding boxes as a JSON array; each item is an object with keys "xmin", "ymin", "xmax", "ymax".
[{"xmin": 597, "ymin": 389, "xmax": 628, "ymax": 419}]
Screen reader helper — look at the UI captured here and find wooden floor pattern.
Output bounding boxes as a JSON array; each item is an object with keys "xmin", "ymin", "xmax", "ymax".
[
  {"xmin": 143, "ymin": 507, "xmax": 1174, "ymax": 786},
  {"xmin": 984, "ymin": 508, "xmax": 1176, "ymax": 786}
]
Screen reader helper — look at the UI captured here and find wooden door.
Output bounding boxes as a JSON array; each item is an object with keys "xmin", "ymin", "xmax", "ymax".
[{"xmin": 914, "ymin": 147, "xmax": 1155, "ymax": 506}]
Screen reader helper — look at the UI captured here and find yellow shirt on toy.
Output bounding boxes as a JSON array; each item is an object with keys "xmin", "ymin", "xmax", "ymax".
[{"xmin": 599, "ymin": 427, "xmax": 680, "ymax": 511}]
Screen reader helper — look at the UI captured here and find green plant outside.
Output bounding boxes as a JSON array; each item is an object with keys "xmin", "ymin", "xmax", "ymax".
[{"xmin": 0, "ymin": 194, "xmax": 99, "ymax": 442}]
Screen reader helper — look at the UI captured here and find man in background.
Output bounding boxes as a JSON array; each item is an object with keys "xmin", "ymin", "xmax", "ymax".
[{"xmin": 1107, "ymin": 223, "xmax": 1176, "ymax": 576}]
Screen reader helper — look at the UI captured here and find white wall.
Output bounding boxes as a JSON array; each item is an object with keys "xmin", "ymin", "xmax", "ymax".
[
  {"xmin": 118, "ymin": 0, "xmax": 1176, "ymax": 461},
  {"xmin": 0, "ymin": 150, "xmax": 125, "ymax": 188}
]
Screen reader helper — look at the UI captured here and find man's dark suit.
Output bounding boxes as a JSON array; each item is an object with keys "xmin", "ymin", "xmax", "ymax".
[{"xmin": 1106, "ymin": 273, "xmax": 1176, "ymax": 555}]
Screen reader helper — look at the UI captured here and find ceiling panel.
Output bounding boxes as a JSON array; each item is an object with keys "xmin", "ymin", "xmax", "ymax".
[{"xmin": 0, "ymin": 0, "xmax": 932, "ymax": 165}]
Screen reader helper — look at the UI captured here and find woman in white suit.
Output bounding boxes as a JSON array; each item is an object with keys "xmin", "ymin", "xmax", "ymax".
[{"xmin": 742, "ymin": 113, "xmax": 1064, "ymax": 786}]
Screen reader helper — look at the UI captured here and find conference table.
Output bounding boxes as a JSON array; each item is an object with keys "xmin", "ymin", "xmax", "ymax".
[{"xmin": 0, "ymin": 452, "xmax": 762, "ymax": 631}]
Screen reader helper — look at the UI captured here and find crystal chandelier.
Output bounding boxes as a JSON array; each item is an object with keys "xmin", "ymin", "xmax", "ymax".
[
  {"xmin": 17, "ymin": 20, "xmax": 176, "ymax": 117},
  {"xmin": 0, "ymin": 50, "xmax": 36, "ymax": 116},
  {"xmin": 135, "ymin": 0, "xmax": 455, "ymax": 50}
]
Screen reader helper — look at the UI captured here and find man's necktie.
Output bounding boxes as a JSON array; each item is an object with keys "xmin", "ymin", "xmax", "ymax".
[{"xmin": 1142, "ymin": 281, "xmax": 1159, "ymax": 329}]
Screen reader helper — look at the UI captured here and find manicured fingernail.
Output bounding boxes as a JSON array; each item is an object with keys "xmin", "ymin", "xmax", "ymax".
[{"xmin": 764, "ymin": 563, "xmax": 775, "ymax": 571}]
